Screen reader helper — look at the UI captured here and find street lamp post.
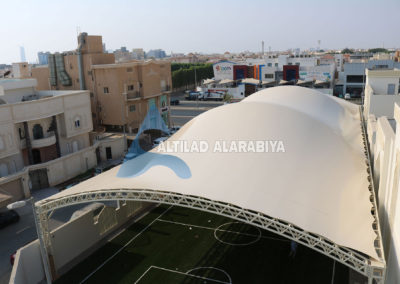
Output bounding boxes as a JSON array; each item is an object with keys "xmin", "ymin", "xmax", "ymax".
[{"xmin": 7, "ymin": 198, "xmax": 52, "ymax": 284}]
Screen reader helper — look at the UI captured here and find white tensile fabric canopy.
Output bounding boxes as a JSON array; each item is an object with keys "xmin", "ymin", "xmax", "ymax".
[
  {"xmin": 218, "ymin": 79, "xmax": 234, "ymax": 85},
  {"xmin": 203, "ymin": 79, "xmax": 215, "ymax": 85},
  {"xmin": 241, "ymin": 78, "xmax": 260, "ymax": 85},
  {"xmin": 296, "ymin": 79, "xmax": 313, "ymax": 85},
  {"xmin": 38, "ymin": 86, "xmax": 379, "ymax": 260}
]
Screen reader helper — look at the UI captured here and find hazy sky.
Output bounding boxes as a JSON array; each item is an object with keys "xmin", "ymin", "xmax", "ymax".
[{"xmin": 1, "ymin": 0, "xmax": 399, "ymax": 64}]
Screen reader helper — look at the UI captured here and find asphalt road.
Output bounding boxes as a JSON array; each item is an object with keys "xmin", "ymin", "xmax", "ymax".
[
  {"xmin": 0, "ymin": 188, "xmax": 103, "ymax": 284},
  {"xmin": 170, "ymin": 94, "xmax": 224, "ymax": 127}
]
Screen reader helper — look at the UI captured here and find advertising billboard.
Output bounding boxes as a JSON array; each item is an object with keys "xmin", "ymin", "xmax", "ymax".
[{"xmin": 213, "ymin": 61, "xmax": 235, "ymax": 80}]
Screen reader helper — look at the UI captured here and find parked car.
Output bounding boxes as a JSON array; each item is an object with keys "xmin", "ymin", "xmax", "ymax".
[
  {"xmin": 185, "ymin": 92, "xmax": 205, "ymax": 101},
  {"xmin": 344, "ymin": 93, "xmax": 351, "ymax": 100},
  {"xmin": 153, "ymin": 136, "xmax": 168, "ymax": 148},
  {"xmin": 94, "ymin": 164, "xmax": 116, "ymax": 176},
  {"xmin": 65, "ymin": 182, "xmax": 79, "ymax": 190},
  {"xmin": 170, "ymin": 99, "xmax": 180, "ymax": 105},
  {"xmin": 169, "ymin": 126, "xmax": 181, "ymax": 134},
  {"xmin": 0, "ymin": 210, "xmax": 20, "ymax": 229}
]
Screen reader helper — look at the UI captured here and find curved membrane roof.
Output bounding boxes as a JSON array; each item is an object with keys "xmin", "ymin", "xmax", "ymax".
[{"xmin": 38, "ymin": 86, "xmax": 379, "ymax": 260}]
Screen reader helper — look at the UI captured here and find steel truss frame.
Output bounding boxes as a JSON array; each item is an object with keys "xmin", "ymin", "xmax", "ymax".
[{"xmin": 36, "ymin": 188, "xmax": 385, "ymax": 283}]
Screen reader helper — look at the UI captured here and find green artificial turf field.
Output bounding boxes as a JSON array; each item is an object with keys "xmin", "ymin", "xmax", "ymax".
[{"xmin": 55, "ymin": 204, "xmax": 349, "ymax": 284}]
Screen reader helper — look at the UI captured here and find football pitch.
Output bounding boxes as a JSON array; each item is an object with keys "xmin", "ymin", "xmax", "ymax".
[{"xmin": 55, "ymin": 204, "xmax": 349, "ymax": 284}]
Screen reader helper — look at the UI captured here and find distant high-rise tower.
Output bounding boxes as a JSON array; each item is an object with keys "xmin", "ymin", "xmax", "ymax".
[
  {"xmin": 262, "ymin": 41, "xmax": 264, "ymax": 56},
  {"xmin": 20, "ymin": 46, "xmax": 26, "ymax": 62},
  {"xmin": 37, "ymin": 51, "xmax": 50, "ymax": 65}
]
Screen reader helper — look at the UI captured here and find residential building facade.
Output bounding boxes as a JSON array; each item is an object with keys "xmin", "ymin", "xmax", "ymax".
[
  {"xmin": 0, "ymin": 79, "xmax": 95, "ymax": 207},
  {"xmin": 91, "ymin": 61, "xmax": 172, "ymax": 132},
  {"xmin": 29, "ymin": 33, "xmax": 172, "ymax": 132}
]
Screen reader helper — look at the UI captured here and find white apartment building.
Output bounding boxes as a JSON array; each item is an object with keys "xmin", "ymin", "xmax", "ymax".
[
  {"xmin": 364, "ymin": 69, "xmax": 400, "ymax": 119},
  {"xmin": 0, "ymin": 79, "xmax": 100, "ymax": 208},
  {"xmin": 364, "ymin": 68, "xmax": 400, "ymax": 283},
  {"xmin": 213, "ymin": 55, "xmax": 334, "ymax": 84}
]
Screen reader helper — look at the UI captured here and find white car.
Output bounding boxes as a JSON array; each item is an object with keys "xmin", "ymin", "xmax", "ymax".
[
  {"xmin": 169, "ymin": 126, "xmax": 181, "ymax": 135},
  {"xmin": 153, "ymin": 137, "xmax": 168, "ymax": 148},
  {"xmin": 344, "ymin": 93, "xmax": 351, "ymax": 100}
]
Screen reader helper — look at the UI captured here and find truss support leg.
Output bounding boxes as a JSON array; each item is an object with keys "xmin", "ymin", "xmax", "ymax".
[{"xmin": 33, "ymin": 203, "xmax": 53, "ymax": 284}]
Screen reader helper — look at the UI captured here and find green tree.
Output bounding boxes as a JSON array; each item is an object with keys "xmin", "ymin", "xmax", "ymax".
[
  {"xmin": 172, "ymin": 63, "xmax": 213, "ymax": 89},
  {"xmin": 341, "ymin": 48, "xmax": 354, "ymax": 54},
  {"xmin": 368, "ymin": 48, "xmax": 389, "ymax": 53}
]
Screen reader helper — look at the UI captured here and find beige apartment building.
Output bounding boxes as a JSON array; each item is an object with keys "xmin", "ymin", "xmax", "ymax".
[
  {"xmin": 91, "ymin": 61, "xmax": 171, "ymax": 132},
  {"xmin": 28, "ymin": 33, "xmax": 172, "ymax": 132},
  {"xmin": 0, "ymin": 78, "xmax": 124, "ymax": 208},
  {"xmin": 12, "ymin": 62, "xmax": 31, "ymax": 79}
]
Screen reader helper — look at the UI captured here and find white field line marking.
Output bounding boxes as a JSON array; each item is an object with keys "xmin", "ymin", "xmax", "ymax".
[
  {"xmin": 186, "ymin": 267, "xmax": 232, "ymax": 284},
  {"xmin": 214, "ymin": 222, "xmax": 262, "ymax": 246},
  {"xmin": 134, "ymin": 265, "xmax": 154, "ymax": 284},
  {"xmin": 79, "ymin": 206, "xmax": 173, "ymax": 284},
  {"xmin": 331, "ymin": 260, "xmax": 336, "ymax": 284},
  {"xmin": 157, "ymin": 219, "xmax": 290, "ymax": 242},
  {"xmin": 140, "ymin": 266, "xmax": 231, "ymax": 284}
]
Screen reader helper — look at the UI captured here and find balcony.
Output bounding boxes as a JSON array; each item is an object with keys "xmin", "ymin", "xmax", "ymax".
[
  {"xmin": 161, "ymin": 85, "xmax": 171, "ymax": 92},
  {"xmin": 21, "ymin": 132, "xmax": 57, "ymax": 149},
  {"xmin": 126, "ymin": 91, "xmax": 142, "ymax": 100},
  {"xmin": 32, "ymin": 134, "xmax": 56, "ymax": 149}
]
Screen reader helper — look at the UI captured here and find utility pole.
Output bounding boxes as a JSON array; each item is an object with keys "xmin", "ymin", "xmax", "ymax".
[
  {"xmin": 194, "ymin": 66, "xmax": 197, "ymax": 89},
  {"xmin": 194, "ymin": 66, "xmax": 199, "ymax": 108}
]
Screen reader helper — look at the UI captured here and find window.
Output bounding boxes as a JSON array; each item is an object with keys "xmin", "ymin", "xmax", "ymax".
[
  {"xmin": 127, "ymin": 67, "xmax": 133, "ymax": 72},
  {"xmin": 295, "ymin": 62, "xmax": 300, "ymax": 66},
  {"xmin": 346, "ymin": 75, "xmax": 364, "ymax": 83},
  {"xmin": 288, "ymin": 63, "xmax": 293, "ymax": 65},
  {"xmin": 128, "ymin": 85, "xmax": 134, "ymax": 91},
  {"xmin": 74, "ymin": 118, "xmax": 81, "ymax": 128},
  {"xmin": 267, "ymin": 63, "xmax": 272, "ymax": 67},
  {"xmin": 0, "ymin": 163, "xmax": 8, "ymax": 177},
  {"xmin": 104, "ymin": 87, "xmax": 109, "ymax": 93},
  {"xmin": 32, "ymin": 124, "xmax": 44, "ymax": 140},
  {"xmin": 129, "ymin": 105, "xmax": 136, "ymax": 112},
  {"xmin": 274, "ymin": 63, "xmax": 278, "ymax": 67},
  {"xmin": 265, "ymin": 74, "xmax": 274, "ymax": 79},
  {"xmin": 388, "ymin": 84, "xmax": 396, "ymax": 95},
  {"xmin": 373, "ymin": 64, "xmax": 389, "ymax": 69}
]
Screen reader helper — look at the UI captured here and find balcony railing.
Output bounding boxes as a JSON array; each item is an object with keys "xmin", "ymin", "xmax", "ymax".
[
  {"xmin": 21, "ymin": 132, "xmax": 57, "ymax": 149},
  {"xmin": 161, "ymin": 85, "xmax": 171, "ymax": 92},
  {"xmin": 126, "ymin": 91, "xmax": 141, "ymax": 100},
  {"xmin": 32, "ymin": 133, "xmax": 56, "ymax": 149}
]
